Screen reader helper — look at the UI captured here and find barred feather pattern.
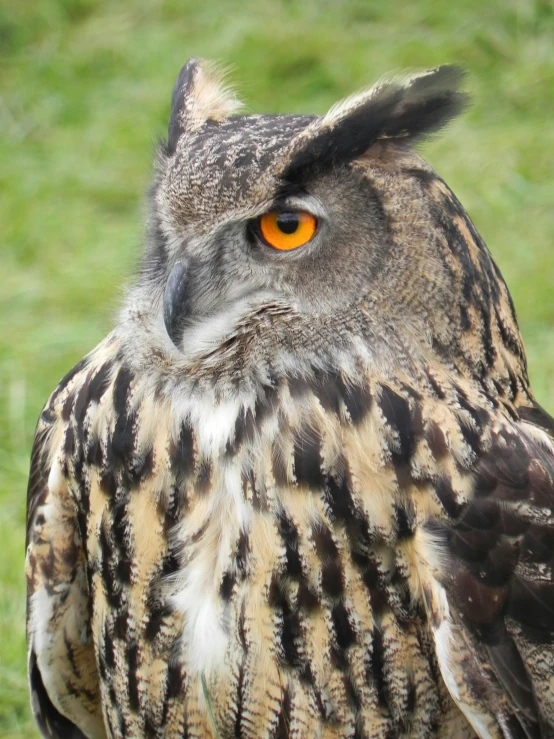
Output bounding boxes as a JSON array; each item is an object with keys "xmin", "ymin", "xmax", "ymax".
[{"xmin": 26, "ymin": 325, "xmax": 554, "ymax": 738}]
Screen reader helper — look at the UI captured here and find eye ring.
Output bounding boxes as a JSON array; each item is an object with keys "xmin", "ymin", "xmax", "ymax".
[{"xmin": 258, "ymin": 210, "xmax": 317, "ymax": 251}]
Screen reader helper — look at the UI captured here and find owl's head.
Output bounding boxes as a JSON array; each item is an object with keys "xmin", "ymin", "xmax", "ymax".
[{"xmin": 129, "ymin": 58, "xmax": 525, "ymax": 390}]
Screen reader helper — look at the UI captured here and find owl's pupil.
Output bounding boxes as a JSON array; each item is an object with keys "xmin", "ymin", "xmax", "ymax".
[{"xmin": 276, "ymin": 211, "xmax": 299, "ymax": 234}]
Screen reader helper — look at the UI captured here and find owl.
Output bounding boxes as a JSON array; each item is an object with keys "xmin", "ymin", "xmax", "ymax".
[{"xmin": 26, "ymin": 58, "xmax": 554, "ymax": 739}]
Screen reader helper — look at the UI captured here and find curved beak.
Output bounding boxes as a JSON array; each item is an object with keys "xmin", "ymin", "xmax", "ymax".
[{"xmin": 163, "ymin": 259, "xmax": 191, "ymax": 348}]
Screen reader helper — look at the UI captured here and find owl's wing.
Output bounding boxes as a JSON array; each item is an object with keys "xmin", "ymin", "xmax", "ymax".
[
  {"xmin": 26, "ymin": 401, "xmax": 105, "ymax": 739},
  {"xmin": 424, "ymin": 406, "xmax": 554, "ymax": 738}
]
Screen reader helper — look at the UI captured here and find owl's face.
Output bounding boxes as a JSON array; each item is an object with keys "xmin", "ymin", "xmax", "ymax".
[
  {"xmin": 130, "ymin": 59, "xmax": 523, "ymax": 385},
  {"xmin": 159, "ymin": 135, "xmax": 392, "ymax": 319}
]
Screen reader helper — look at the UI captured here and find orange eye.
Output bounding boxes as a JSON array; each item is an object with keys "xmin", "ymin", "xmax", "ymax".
[{"xmin": 258, "ymin": 210, "xmax": 317, "ymax": 251}]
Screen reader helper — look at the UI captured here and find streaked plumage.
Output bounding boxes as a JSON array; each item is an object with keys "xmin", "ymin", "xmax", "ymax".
[{"xmin": 26, "ymin": 59, "xmax": 554, "ymax": 738}]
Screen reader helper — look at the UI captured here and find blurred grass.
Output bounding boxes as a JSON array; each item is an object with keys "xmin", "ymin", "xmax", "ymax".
[{"xmin": 1, "ymin": 0, "xmax": 553, "ymax": 735}]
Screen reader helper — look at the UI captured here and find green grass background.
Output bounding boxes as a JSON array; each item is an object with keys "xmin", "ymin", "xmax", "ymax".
[{"xmin": 1, "ymin": 0, "xmax": 553, "ymax": 735}]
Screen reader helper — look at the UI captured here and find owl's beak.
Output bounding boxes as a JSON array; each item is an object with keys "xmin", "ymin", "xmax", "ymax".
[{"xmin": 163, "ymin": 259, "xmax": 191, "ymax": 349}]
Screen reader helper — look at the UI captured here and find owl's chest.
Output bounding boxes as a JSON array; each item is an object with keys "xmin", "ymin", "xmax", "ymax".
[
  {"xmin": 86, "ymin": 377, "xmax": 460, "ymax": 735},
  {"xmin": 168, "ymin": 401, "xmax": 440, "ymax": 692}
]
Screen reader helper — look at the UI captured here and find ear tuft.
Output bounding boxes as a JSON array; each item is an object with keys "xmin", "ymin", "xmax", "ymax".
[
  {"xmin": 167, "ymin": 58, "xmax": 243, "ymax": 153},
  {"xmin": 189, "ymin": 60, "xmax": 243, "ymax": 123},
  {"xmin": 284, "ymin": 65, "xmax": 469, "ymax": 181},
  {"xmin": 371, "ymin": 65, "xmax": 468, "ymax": 141}
]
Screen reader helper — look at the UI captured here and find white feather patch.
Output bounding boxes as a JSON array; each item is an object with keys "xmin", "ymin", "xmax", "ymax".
[
  {"xmin": 171, "ymin": 391, "xmax": 241, "ymax": 460},
  {"xmin": 426, "ymin": 581, "xmax": 494, "ymax": 739},
  {"xmin": 170, "ymin": 394, "xmax": 252, "ymax": 677},
  {"xmin": 29, "ymin": 588, "xmax": 54, "ymax": 669},
  {"xmin": 172, "ymin": 556, "xmax": 229, "ymax": 677}
]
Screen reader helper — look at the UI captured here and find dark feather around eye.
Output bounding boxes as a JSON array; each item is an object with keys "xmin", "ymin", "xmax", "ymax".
[{"xmin": 246, "ymin": 218, "xmax": 263, "ymax": 247}]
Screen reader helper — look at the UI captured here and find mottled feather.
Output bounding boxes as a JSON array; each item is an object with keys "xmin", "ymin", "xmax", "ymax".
[{"xmin": 26, "ymin": 59, "xmax": 554, "ymax": 739}]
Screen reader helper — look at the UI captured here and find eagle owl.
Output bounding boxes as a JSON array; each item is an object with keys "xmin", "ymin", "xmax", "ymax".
[{"xmin": 26, "ymin": 59, "xmax": 554, "ymax": 739}]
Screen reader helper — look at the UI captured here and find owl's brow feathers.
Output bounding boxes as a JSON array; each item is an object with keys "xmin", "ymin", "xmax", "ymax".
[{"xmin": 168, "ymin": 59, "xmax": 468, "ymax": 174}]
